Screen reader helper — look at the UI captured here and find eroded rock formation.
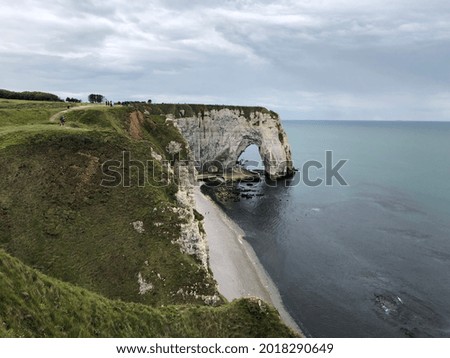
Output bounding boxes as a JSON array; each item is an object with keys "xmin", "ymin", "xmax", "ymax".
[{"xmin": 173, "ymin": 108, "xmax": 293, "ymax": 180}]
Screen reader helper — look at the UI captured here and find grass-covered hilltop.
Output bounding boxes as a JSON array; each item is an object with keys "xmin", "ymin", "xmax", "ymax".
[{"xmin": 0, "ymin": 96, "xmax": 296, "ymax": 337}]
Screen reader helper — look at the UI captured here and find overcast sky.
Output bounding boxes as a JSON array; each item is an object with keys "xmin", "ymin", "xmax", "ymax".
[{"xmin": 1, "ymin": 0, "xmax": 450, "ymax": 120}]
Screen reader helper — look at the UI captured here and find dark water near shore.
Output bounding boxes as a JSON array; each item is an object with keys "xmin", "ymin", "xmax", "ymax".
[{"xmin": 218, "ymin": 120, "xmax": 450, "ymax": 337}]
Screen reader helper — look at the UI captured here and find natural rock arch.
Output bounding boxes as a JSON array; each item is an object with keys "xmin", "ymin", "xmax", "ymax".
[
  {"xmin": 174, "ymin": 107, "xmax": 293, "ymax": 180},
  {"xmin": 237, "ymin": 143, "xmax": 264, "ymax": 168}
]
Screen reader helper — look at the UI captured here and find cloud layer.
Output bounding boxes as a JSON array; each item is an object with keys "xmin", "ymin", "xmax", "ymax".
[{"xmin": 1, "ymin": 0, "xmax": 449, "ymax": 120}]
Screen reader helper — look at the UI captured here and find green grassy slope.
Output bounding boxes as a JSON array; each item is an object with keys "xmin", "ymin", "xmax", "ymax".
[
  {"xmin": 0, "ymin": 100, "xmax": 91, "ymax": 149},
  {"xmin": 0, "ymin": 99, "xmax": 295, "ymax": 337},
  {"xmin": 0, "ymin": 249, "xmax": 295, "ymax": 337},
  {"xmin": 0, "ymin": 100, "xmax": 213, "ymax": 307},
  {"xmin": 0, "ymin": 99, "xmax": 77, "ymax": 126}
]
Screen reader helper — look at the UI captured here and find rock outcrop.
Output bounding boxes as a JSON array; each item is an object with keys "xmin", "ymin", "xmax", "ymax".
[
  {"xmin": 171, "ymin": 161, "xmax": 209, "ymax": 271},
  {"xmin": 173, "ymin": 108, "xmax": 293, "ymax": 180}
]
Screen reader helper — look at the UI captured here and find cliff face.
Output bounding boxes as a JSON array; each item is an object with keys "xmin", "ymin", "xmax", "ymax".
[
  {"xmin": 0, "ymin": 100, "xmax": 297, "ymax": 338},
  {"xmin": 172, "ymin": 161, "xmax": 209, "ymax": 271},
  {"xmin": 173, "ymin": 108, "xmax": 293, "ymax": 180}
]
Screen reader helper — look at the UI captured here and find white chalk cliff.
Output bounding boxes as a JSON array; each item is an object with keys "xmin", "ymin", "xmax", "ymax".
[{"xmin": 173, "ymin": 108, "xmax": 293, "ymax": 180}]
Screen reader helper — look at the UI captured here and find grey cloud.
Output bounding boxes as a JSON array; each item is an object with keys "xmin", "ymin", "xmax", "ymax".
[{"xmin": 0, "ymin": 0, "xmax": 449, "ymax": 120}]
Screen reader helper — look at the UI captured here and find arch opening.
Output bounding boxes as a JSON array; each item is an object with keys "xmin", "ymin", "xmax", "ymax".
[{"xmin": 237, "ymin": 144, "xmax": 265, "ymax": 173}]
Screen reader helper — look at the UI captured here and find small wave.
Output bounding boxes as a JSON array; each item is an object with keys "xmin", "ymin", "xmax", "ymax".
[{"xmin": 373, "ymin": 291, "xmax": 445, "ymax": 337}]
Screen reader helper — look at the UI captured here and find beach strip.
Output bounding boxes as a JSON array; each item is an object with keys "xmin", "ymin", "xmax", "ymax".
[{"xmin": 193, "ymin": 186, "xmax": 302, "ymax": 336}]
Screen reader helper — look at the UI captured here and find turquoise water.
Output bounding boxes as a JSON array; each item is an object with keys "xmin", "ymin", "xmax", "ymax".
[{"xmin": 222, "ymin": 120, "xmax": 450, "ymax": 337}]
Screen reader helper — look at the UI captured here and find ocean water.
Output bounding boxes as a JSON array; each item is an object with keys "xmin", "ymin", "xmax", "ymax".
[{"xmin": 221, "ymin": 120, "xmax": 450, "ymax": 337}]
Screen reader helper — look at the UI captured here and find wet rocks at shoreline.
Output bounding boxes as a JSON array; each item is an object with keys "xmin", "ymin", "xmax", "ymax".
[{"xmin": 201, "ymin": 178, "xmax": 265, "ymax": 204}]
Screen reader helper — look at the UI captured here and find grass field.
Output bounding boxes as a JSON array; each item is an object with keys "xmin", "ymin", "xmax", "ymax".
[
  {"xmin": 0, "ymin": 99, "xmax": 295, "ymax": 337},
  {"xmin": 0, "ymin": 249, "xmax": 295, "ymax": 337}
]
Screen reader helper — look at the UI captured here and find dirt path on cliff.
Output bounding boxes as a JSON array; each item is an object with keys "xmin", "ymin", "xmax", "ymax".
[
  {"xmin": 49, "ymin": 104, "xmax": 104, "ymax": 123},
  {"xmin": 128, "ymin": 111, "xmax": 144, "ymax": 139}
]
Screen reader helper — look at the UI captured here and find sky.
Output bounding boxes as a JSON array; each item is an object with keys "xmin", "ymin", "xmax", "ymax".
[{"xmin": 1, "ymin": 0, "xmax": 450, "ymax": 120}]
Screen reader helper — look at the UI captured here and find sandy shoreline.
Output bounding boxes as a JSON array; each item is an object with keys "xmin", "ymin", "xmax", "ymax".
[{"xmin": 193, "ymin": 186, "xmax": 302, "ymax": 336}]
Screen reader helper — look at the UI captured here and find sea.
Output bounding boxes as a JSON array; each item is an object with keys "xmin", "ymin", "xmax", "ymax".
[{"xmin": 219, "ymin": 120, "xmax": 450, "ymax": 338}]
